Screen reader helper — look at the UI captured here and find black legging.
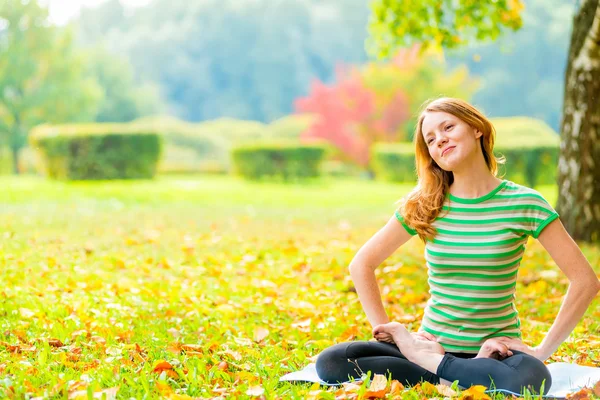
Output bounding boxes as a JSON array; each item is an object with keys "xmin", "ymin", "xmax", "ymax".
[{"xmin": 315, "ymin": 341, "xmax": 552, "ymax": 395}]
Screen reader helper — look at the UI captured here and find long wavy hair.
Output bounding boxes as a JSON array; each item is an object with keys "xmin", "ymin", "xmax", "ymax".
[{"xmin": 398, "ymin": 97, "xmax": 504, "ymax": 242}]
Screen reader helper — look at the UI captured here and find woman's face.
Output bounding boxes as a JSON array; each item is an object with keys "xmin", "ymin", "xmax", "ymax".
[{"xmin": 421, "ymin": 111, "xmax": 482, "ymax": 172}]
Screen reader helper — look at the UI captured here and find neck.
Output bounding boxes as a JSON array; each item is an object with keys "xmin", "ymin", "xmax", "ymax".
[{"xmin": 449, "ymin": 153, "xmax": 501, "ymax": 198}]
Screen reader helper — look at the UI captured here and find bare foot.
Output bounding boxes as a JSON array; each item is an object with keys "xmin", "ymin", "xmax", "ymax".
[{"xmin": 373, "ymin": 322, "xmax": 445, "ymax": 374}]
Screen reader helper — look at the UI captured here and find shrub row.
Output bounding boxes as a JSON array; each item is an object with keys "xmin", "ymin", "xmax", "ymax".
[
  {"xmin": 30, "ymin": 124, "xmax": 162, "ymax": 180},
  {"xmin": 231, "ymin": 141, "xmax": 328, "ymax": 181}
]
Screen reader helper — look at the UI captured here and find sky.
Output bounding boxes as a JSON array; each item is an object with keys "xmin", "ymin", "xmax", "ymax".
[{"xmin": 42, "ymin": 0, "xmax": 151, "ymax": 25}]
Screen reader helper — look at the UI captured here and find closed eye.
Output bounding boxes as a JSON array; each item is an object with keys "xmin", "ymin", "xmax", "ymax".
[{"xmin": 445, "ymin": 124, "xmax": 454, "ymax": 131}]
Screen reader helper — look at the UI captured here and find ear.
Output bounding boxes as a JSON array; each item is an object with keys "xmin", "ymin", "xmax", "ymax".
[{"xmin": 474, "ymin": 129, "xmax": 483, "ymax": 139}]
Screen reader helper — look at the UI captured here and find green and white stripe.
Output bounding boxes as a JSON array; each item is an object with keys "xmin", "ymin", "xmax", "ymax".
[{"xmin": 395, "ymin": 180, "xmax": 559, "ymax": 353}]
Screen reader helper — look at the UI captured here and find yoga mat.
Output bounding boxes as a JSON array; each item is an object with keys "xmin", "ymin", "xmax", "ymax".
[{"xmin": 279, "ymin": 362, "xmax": 600, "ymax": 398}]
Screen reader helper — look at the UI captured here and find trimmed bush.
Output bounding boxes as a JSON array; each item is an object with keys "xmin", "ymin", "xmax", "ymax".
[
  {"xmin": 371, "ymin": 117, "xmax": 560, "ymax": 187},
  {"xmin": 231, "ymin": 141, "xmax": 328, "ymax": 181},
  {"xmin": 371, "ymin": 142, "xmax": 416, "ymax": 182},
  {"xmin": 30, "ymin": 124, "xmax": 162, "ymax": 180}
]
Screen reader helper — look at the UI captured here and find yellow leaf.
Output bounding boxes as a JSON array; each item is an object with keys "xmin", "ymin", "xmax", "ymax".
[
  {"xmin": 460, "ymin": 385, "xmax": 491, "ymax": 400},
  {"xmin": 421, "ymin": 381, "xmax": 438, "ymax": 396}
]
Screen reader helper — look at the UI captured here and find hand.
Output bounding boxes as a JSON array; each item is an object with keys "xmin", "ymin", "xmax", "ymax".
[
  {"xmin": 483, "ymin": 337, "xmax": 547, "ymax": 361},
  {"xmin": 476, "ymin": 338, "xmax": 513, "ymax": 360},
  {"xmin": 372, "ymin": 330, "xmax": 395, "ymax": 344},
  {"xmin": 411, "ymin": 331, "xmax": 437, "ymax": 342}
]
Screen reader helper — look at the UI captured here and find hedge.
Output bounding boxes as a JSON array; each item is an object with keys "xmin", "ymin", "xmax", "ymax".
[
  {"xmin": 30, "ymin": 124, "xmax": 162, "ymax": 180},
  {"xmin": 231, "ymin": 141, "xmax": 328, "ymax": 181}
]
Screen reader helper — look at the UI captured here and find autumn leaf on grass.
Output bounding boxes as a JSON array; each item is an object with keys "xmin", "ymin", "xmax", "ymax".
[
  {"xmin": 339, "ymin": 326, "xmax": 360, "ymax": 341},
  {"xmin": 421, "ymin": 381, "xmax": 438, "ymax": 397},
  {"xmin": 47, "ymin": 338, "xmax": 64, "ymax": 347},
  {"xmin": 153, "ymin": 360, "xmax": 179, "ymax": 379},
  {"xmin": 390, "ymin": 380, "xmax": 404, "ymax": 395},
  {"xmin": 246, "ymin": 385, "xmax": 265, "ymax": 397},
  {"xmin": 566, "ymin": 387, "xmax": 592, "ymax": 400},
  {"xmin": 180, "ymin": 343, "xmax": 203, "ymax": 357},
  {"xmin": 19, "ymin": 308, "xmax": 35, "ymax": 318},
  {"xmin": 69, "ymin": 387, "xmax": 119, "ymax": 400},
  {"xmin": 436, "ymin": 383, "xmax": 457, "ymax": 397},
  {"xmin": 460, "ymin": 385, "xmax": 491, "ymax": 400},
  {"xmin": 253, "ymin": 327, "xmax": 269, "ymax": 343},
  {"xmin": 364, "ymin": 374, "xmax": 388, "ymax": 398},
  {"xmin": 593, "ymin": 380, "xmax": 600, "ymax": 397}
]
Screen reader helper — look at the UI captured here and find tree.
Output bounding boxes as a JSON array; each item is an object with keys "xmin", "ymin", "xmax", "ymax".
[
  {"xmin": 294, "ymin": 47, "xmax": 478, "ymax": 168},
  {"xmin": 0, "ymin": 0, "xmax": 102, "ymax": 173},
  {"xmin": 556, "ymin": 0, "xmax": 600, "ymax": 242},
  {"xmin": 369, "ymin": 0, "xmax": 600, "ymax": 243},
  {"xmin": 87, "ymin": 47, "xmax": 165, "ymax": 123}
]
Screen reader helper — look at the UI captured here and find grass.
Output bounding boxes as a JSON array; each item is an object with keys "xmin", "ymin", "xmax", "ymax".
[{"xmin": 0, "ymin": 174, "xmax": 598, "ymax": 399}]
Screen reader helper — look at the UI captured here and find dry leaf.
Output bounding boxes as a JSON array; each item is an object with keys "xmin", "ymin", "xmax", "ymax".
[
  {"xmin": 253, "ymin": 327, "xmax": 269, "ymax": 343},
  {"xmin": 246, "ymin": 385, "xmax": 265, "ymax": 396},
  {"xmin": 567, "ymin": 387, "xmax": 592, "ymax": 400},
  {"xmin": 364, "ymin": 374, "xmax": 388, "ymax": 398},
  {"xmin": 48, "ymin": 338, "xmax": 64, "ymax": 347},
  {"xmin": 421, "ymin": 381, "xmax": 438, "ymax": 396},
  {"xmin": 390, "ymin": 380, "xmax": 404, "ymax": 394},
  {"xmin": 460, "ymin": 385, "xmax": 491, "ymax": 400},
  {"xmin": 593, "ymin": 380, "xmax": 600, "ymax": 397},
  {"xmin": 436, "ymin": 384, "xmax": 457, "ymax": 397},
  {"xmin": 181, "ymin": 344, "xmax": 203, "ymax": 352},
  {"xmin": 19, "ymin": 308, "xmax": 35, "ymax": 318}
]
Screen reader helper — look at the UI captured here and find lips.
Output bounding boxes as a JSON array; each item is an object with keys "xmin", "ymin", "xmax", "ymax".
[{"xmin": 442, "ymin": 146, "xmax": 456, "ymax": 157}]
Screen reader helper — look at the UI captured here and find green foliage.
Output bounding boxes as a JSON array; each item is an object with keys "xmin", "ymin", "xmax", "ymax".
[
  {"xmin": 86, "ymin": 46, "xmax": 165, "ymax": 123},
  {"xmin": 132, "ymin": 115, "xmax": 315, "ymax": 174},
  {"xmin": 445, "ymin": 0, "xmax": 575, "ymax": 131},
  {"xmin": 361, "ymin": 46, "xmax": 479, "ymax": 141},
  {"xmin": 0, "ymin": 0, "xmax": 103, "ymax": 172},
  {"xmin": 368, "ymin": 0, "xmax": 524, "ymax": 58},
  {"xmin": 31, "ymin": 124, "xmax": 162, "ymax": 180},
  {"xmin": 372, "ymin": 117, "xmax": 559, "ymax": 187},
  {"xmin": 0, "ymin": 174, "xmax": 598, "ymax": 397},
  {"xmin": 231, "ymin": 141, "xmax": 328, "ymax": 181},
  {"xmin": 75, "ymin": 0, "xmax": 370, "ymax": 123},
  {"xmin": 371, "ymin": 143, "xmax": 416, "ymax": 182}
]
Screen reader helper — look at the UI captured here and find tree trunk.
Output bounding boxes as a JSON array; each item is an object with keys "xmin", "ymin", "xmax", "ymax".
[
  {"xmin": 557, "ymin": 0, "xmax": 600, "ymax": 242},
  {"xmin": 10, "ymin": 145, "xmax": 20, "ymax": 175}
]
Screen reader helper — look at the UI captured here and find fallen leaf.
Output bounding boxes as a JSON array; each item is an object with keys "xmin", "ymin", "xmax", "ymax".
[
  {"xmin": 19, "ymin": 308, "xmax": 35, "ymax": 318},
  {"xmin": 390, "ymin": 380, "xmax": 404, "ymax": 394},
  {"xmin": 48, "ymin": 338, "xmax": 64, "ymax": 347},
  {"xmin": 421, "ymin": 381, "xmax": 438, "ymax": 396},
  {"xmin": 460, "ymin": 385, "xmax": 491, "ymax": 400},
  {"xmin": 567, "ymin": 387, "xmax": 591, "ymax": 400},
  {"xmin": 364, "ymin": 374, "xmax": 388, "ymax": 398},
  {"xmin": 181, "ymin": 344, "xmax": 203, "ymax": 352},
  {"xmin": 436, "ymin": 384, "xmax": 457, "ymax": 397},
  {"xmin": 246, "ymin": 385, "xmax": 265, "ymax": 396},
  {"xmin": 253, "ymin": 327, "xmax": 269, "ymax": 343}
]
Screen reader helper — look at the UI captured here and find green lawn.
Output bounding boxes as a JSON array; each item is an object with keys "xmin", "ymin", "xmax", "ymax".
[{"xmin": 0, "ymin": 175, "xmax": 598, "ymax": 399}]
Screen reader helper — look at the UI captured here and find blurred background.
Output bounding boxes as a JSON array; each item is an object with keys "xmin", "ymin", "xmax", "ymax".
[{"xmin": 0, "ymin": 0, "xmax": 569, "ymax": 187}]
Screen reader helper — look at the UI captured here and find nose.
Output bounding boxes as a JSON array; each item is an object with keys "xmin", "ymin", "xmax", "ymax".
[{"xmin": 436, "ymin": 135, "xmax": 448, "ymax": 147}]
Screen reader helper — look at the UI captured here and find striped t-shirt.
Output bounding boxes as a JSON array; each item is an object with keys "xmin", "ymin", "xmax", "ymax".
[{"xmin": 395, "ymin": 179, "xmax": 559, "ymax": 353}]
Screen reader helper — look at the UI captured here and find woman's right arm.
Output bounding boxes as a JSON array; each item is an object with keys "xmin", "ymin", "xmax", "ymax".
[{"xmin": 349, "ymin": 214, "xmax": 415, "ymax": 328}]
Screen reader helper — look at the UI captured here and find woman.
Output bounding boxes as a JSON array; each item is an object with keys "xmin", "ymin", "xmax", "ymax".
[{"xmin": 315, "ymin": 97, "xmax": 600, "ymax": 394}]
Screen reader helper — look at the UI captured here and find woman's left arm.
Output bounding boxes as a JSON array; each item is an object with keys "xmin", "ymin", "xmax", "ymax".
[{"xmin": 529, "ymin": 218, "xmax": 600, "ymax": 361}]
